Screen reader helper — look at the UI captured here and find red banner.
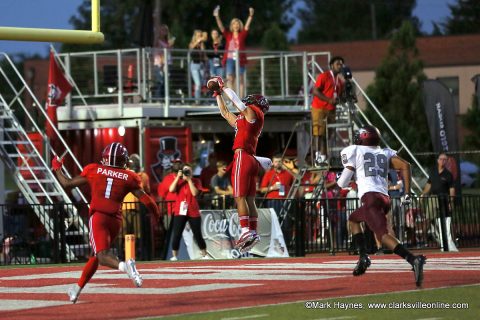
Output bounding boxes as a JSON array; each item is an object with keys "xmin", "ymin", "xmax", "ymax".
[{"xmin": 46, "ymin": 51, "xmax": 72, "ymax": 140}]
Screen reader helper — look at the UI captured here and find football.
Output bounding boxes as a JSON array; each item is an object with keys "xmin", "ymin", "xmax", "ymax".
[{"xmin": 207, "ymin": 78, "xmax": 220, "ymax": 91}]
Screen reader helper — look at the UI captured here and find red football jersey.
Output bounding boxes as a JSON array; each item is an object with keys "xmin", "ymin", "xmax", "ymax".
[
  {"xmin": 81, "ymin": 163, "xmax": 141, "ymax": 218},
  {"xmin": 232, "ymin": 106, "xmax": 264, "ymax": 154}
]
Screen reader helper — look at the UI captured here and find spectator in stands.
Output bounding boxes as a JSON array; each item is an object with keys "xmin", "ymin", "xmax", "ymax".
[
  {"xmin": 200, "ymin": 152, "xmax": 218, "ymax": 192},
  {"xmin": 260, "ymin": 154, "xmax": 294, "ymax": 246},
  {"xmin": 260, "ymin": 154, "xmax": 295, "ymax": 215},
  {"xmin": 421, "ymin": 152, "xmax": 458, "ymax": 252},
  {"xmin": 153, "ymin": 24, "xmax": 175, "ymax": 98},
  {"xmin": 189, "ymin": 30, "xmax": 208, "ymax": 104},
  {"xmin": 168, "ymin": 163, "xmax": 209, "ymax": 260},
  {"xmin": 210, "ymin": 160, "xmax": 233, "ymax": 209},
  {"xmin": 311, "ymin": 56, "xmax": 345, "ymax": 165},
  {"xmin": 206, "ymin": 29, "xmax": 225, "ymax": 78},
  {"xmin": 213, "ymin": 5, "xmax": 254, "ymax": 97}
]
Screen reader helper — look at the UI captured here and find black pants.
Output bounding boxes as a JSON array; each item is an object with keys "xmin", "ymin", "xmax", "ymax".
[{"xmin": 171, "ymin": 215, "xmax": 206, "ymax": 251}]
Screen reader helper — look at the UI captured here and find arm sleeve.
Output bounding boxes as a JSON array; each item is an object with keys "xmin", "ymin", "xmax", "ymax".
[
  {"xmin": 80, "ymin": 164, "xmax": 96, "ymax": 178},
  {"xmin": 340, "ymin": 145, "xmax": 357, "ymax": 168}
]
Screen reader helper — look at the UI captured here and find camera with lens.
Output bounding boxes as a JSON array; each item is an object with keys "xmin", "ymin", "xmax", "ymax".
[
  {"xmin": 340, "ymin": 65, "xmax": 357, "ymax": 103},
  {"xmin": 341, "ymin": 66, "xmax": 352, "ymax": 80},
  {"xmin": 182, "ymin": 168, "xmax": 191, "ymax": 177}
]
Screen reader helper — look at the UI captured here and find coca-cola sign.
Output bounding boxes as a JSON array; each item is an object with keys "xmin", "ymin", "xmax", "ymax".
[{"xmin": 202, "ymin": 210, "xmax": 241, "ymax": 238}]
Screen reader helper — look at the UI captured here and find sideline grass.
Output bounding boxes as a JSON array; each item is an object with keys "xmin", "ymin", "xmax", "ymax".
[{"xmin": 156, "ymin": 285, "xmax": 480, "ymax": 320}]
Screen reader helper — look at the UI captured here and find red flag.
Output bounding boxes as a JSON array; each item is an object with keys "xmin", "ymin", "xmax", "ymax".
[{"xmin": 46, "ymin": 51, "xmax": 72, "ymax": 140}]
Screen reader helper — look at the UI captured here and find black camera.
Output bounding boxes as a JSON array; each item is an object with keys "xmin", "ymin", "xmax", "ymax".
[
  {"xmin": 341, "ymin": 66, "xmax": 353, "ymax": 80},
  {"xmin": 340, "ymin": 65, "xmax": 357, "ymax": 103},
  {"xmin": 182, "ymin": 168, "xmax": 191, "ymax": 176}
]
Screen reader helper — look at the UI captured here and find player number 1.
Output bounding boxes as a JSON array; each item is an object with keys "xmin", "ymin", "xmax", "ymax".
[{"xmin": 105, "ymin": 177, "xmax": 113, "ymax": 198}]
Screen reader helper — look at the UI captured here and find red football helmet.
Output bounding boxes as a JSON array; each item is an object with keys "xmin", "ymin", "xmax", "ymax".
[
  {"xmin": 354, "ymin": 125, "xmax": 381, "ymax": 146},
  {"xmin": 101, "ymin": 142, "xmax": 129, "ymax": 168},
  {"xmin": 242, "ymin": 94, "xmax": 269, "ymax": 114}
]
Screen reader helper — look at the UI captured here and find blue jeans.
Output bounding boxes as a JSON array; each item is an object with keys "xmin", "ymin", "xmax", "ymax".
[
  {"xmin": 209, "ymin": 59, "xmax": 224, "ymax": 78},
  {"xmin": 153, "ymin": 65, "xmax": 164, "ymax": 98},
  {"xmin": 190, "ymin": 62, "xmax": 204, "ymax": 101},
  {"xmin": 225, "ymin": 58, "xmax": 245, "ymax": 76}
]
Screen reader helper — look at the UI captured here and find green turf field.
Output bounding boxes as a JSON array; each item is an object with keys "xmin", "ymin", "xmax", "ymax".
[{"xmin": 156, "ymin": 285, "xmax": 480, "ymax": 320}]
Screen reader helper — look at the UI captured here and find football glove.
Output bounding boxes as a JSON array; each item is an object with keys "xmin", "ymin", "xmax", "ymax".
[
  {"xmin": 52, "ymin": 156, "xmax": 64, "ymax": 171},
  {"xmin": 400, "ymin": 194, "xmax": 412, "ymax": 207},
  {"xmin": 208, "ymin": 76, "xmax": 225, "ymax": 97}
]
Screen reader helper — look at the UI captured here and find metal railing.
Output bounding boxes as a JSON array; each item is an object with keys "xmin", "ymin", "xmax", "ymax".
[{"xmin": 57, "ymin": 48, "xmax": 331, "ymax": 113}]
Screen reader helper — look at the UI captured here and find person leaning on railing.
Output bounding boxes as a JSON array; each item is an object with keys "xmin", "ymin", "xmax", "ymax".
[
  {"xmin": 153, "ymin": 24, "xmax": 175, "ymax": 98},
  {"xmin": 189, "ymin": 30, "xmax": 208, "ymax": 104},
  {"xmin": 205, "ymin": 29, "xmax": 225, "ymax": 78}
]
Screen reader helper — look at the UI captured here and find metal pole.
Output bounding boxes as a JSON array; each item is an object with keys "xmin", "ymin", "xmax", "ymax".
[
  {"xmin": 164, "ymin": 47, "xmax": 170, "ymax": 116},
  {"xmin": 302, "ymin": 52, "xmax": 309, "ymax": 111},
  {"xmin": 117, "ymin": 50, "xmax": 124, "ymax": 117}
]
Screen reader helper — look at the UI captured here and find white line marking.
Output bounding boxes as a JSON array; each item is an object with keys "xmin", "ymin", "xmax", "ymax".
[
  {"xmin": 0, "ymin": 283, "xmax": 259, "ymax": 295},
  {"xmin": 0, "ymin": 299, "xmax": 70, "ymax": 311}
]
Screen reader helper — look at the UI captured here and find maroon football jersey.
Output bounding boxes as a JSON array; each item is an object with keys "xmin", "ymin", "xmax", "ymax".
[
  {"xmin": 232, "ymin": 106, "xmax": 264, "ymax": 154},
  {"xmin": 81, "ymin": 163, "xmax": 141, "ymax": 218}
]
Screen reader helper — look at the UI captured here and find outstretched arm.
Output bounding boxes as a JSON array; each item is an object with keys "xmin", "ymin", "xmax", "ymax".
[
  {"xmin": 52, "ymin": 157, "xmax": 88, "ymax": 189},
  {"xmin": 390, "ymin": 156, "xmax": 411, "ymax": 195},
  {"xmin": 244, "ymin": 7, "xmax": 254, "ymax": 31},
  {"xmin": 213, "ymin": 6, "xmax": 225, "ymax": 33},
  {"xmin": 216, "ymin": 94, "xmax": 237, "ymax": 127},
  {"xmin": 222, "ymin": 87, "xmax": 257, "ymax": 122},
  {"xmin": 132, "ymin": 189, "xmax": 160, "ymax": 218}
]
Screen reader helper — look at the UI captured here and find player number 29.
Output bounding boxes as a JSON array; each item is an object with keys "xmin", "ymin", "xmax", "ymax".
[
  {"xmin": 104, "ymin": 177, "xmax": 113, "ymax": 199},
  {"xmin": 363, "ymin": 153, "xmax": 388, "ymax": 178}
]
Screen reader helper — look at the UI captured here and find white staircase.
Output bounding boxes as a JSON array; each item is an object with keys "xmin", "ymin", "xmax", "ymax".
[{"xmin": 0, "ymin": 52, "xmax": 89, "ymax": 261}]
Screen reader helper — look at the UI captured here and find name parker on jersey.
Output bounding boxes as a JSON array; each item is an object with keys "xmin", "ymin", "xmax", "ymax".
[{"xmin": 96, "ymin": 167, "xmax": 129, "ymax": 180}]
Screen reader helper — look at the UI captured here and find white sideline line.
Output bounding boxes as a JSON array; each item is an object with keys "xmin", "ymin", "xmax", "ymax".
[{"xmin": 221, "ymin": 314, "xmax": 269, "ymax": 320}]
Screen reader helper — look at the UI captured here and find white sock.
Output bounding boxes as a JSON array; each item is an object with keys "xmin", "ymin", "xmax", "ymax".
[
  {"xmin": 241, "ymin": 227, "xmax": 250, "ymax": 234},
  {"xmin": 118, "ymin": 261, "xmax": 126, "ymax": 272}
]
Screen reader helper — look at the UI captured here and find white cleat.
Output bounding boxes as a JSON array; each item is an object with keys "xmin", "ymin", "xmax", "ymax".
[
  {"xmin": 240, "ymin": 232, "xmax": 260, "ymax": 253},
  {"xmin": 125, "ymin": 259, "xmax": 143, "ymax": 287},
  {"xmin": 67, "ymin": 284, "xmax": 81, "ymax": 304},
  {"xmin": 235, "ymin": 230, "xmax": 254, "ymax": 251}
]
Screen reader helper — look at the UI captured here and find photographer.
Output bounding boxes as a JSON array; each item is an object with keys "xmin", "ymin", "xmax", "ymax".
[
  {"xmin": 168, "ymin": 163, "xmax": 209, "ymax": 260},
  {"xmin": 311, "ymin": 56, "xmax": 345, "ymax": 164}
]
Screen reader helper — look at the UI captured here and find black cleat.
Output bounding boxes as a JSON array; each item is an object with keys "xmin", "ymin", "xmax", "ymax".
[
  {"xmin": 412, "ymin": 255, "xmax": 427, "ymax": 287},
  {"xmin": 353, "ymin": 255, "xmax": 371, "ymax": 276}
]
